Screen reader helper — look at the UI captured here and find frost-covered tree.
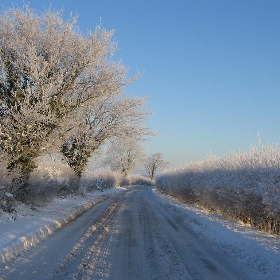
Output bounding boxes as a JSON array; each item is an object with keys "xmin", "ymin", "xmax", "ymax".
[
  {"xmin": 105, "ymin": 138, "xmax": 145, "ymax": 177},
  {"xmin": 144, "ymin": 153, "xmax": 168, "ymax": 180},
  {"xmin": 0, "ymin": 6, "xmax": 132, "ymax": 199},
  {"xmin": 61, "ymin": 95, "xmax": 152, "ymax": 177}
]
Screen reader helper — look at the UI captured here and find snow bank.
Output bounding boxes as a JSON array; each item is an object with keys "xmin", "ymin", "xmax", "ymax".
[{"xmin": 0, "ymin": 188, "xmax": 123, "ymax": 267}]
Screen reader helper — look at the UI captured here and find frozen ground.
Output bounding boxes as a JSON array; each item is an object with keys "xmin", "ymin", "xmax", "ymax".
[{"xmin": 0, "ymin": 186, "xmax": 279, "ymax": 279}]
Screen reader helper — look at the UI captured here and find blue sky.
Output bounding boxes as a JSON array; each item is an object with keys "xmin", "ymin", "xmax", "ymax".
[{"xmin": 1, "ymin": 0, "xmax": 280, "ymax": 167}]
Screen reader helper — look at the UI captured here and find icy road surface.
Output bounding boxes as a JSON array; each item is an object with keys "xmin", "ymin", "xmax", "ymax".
[{"xmin": 1, "ymin": 186, "xmax": 250, "ymax": 279}]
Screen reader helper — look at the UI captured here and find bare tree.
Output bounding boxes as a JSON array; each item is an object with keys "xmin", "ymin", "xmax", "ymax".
[
  {"xmin": 61, "ymin": 95, "xmax": 152, "ymax": 177},
  {"xmin": 105, "ymin": 138, "xmax": 145, "ymax": 177},
  {"xmin": 0, "ymin": 6, "xmax": 132, "ymax": 199},
  {"xmin": 144, "ymin": 153, "xmax": 168, "ymax": 180}
]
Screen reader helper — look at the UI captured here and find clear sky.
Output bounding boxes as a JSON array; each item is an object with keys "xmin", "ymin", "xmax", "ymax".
[{"xmin": 1, "ymin": 0, "xmax": 280, "ymax": 168}]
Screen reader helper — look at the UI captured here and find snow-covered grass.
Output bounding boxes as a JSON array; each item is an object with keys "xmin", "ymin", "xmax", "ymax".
[
  {"xmin": 153, "ymin": 188, "xmax": 280, "ymax": 280},
  {"xmin": 156, "ymin": 144, "xmax": 280, "ymax": 234}
]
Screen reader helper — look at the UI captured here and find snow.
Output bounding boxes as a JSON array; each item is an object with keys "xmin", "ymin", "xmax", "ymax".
[
  {"xmin": 152, "ymin": 189, "xmax": 280, "ymax": 280},
  {"xmin": 0, "ymin": 186, "xmax": 280, "ymax": 279},
  {"xmin": 0, "ymin": 188, "xmax": 124, "ymax": 266}
]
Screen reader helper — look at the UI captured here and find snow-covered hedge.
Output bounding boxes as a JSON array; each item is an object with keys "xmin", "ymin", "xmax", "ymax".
[
  {"xmin": 125, "ymin": 174, "xmax": 154, "ymax": 186},
  {"xmin": 27, "ymin": 153, "xmax": 78, "ymax": 202},
  {"xmin": 80, "ymin": 168, "xmax": 153, "ymax": 194},
  {"xmin": 156, "ymin": 144, "xmax": 280, "ymax": 235},
  {"xmin": 0, "ymin": 151, "xmax": 152, "ymax": 205},
  {"xmin": 80, "ymin": 167, "xmax": 121, "ymax": 194}
]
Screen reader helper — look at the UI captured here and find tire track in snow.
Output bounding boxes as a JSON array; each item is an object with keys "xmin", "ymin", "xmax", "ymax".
[{"xmin": 50, "ymin": 196, "xmax": 122, "ymax": 279}]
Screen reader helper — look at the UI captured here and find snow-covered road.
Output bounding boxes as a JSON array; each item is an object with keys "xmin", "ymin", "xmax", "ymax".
[{"xmin": 1, "ymin": 186, "xmax": 280, "ymax": 279}]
